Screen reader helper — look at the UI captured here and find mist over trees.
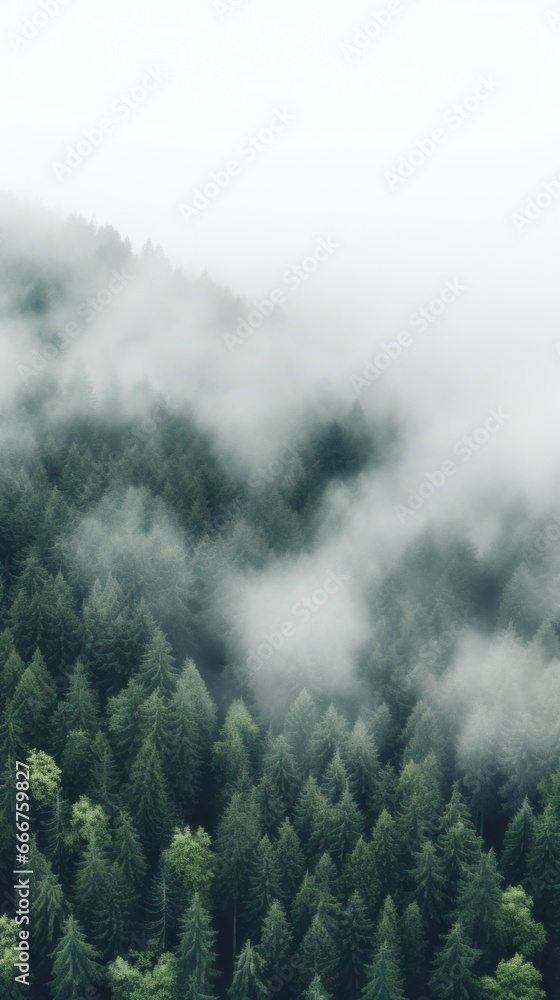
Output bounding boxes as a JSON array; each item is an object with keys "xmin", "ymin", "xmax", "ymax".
[{"xmin": 0, "ymin": 199, "xmax": 559, "ymax": 998}]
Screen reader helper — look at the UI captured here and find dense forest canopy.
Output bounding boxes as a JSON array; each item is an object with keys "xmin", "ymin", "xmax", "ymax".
[{"xmin": 0, "ymin": 198, "xmax": 559, "ymax": 999}]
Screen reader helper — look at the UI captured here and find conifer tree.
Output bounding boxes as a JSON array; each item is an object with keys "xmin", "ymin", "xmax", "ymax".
[
  {"xmin": 258, "ymin": 900, "xmax": 291, "ymax": 980},
  {"xmin": 177, "ymin": 892, "xmax": 218, "ymax": 1000},
  {"xmin": 228, "ymin": 940, "xmax": 266, "ymax": 1000},
  {"xmin": 339, "ymin": 891, "xmax": 373, "ymax": 997},
  {"xmin": 428, "ymin": 921, "xmax": 481, "ymax": 1000},
  {"xmin": 50, "ymin": 916, "xmax": 102, "ymax": 1000},
  {"xmin": 500, "ymin": 797, "xmax": 535, "ymax": 887},
  {"xmin": 362, "ymin": 939, "xmax": 405, "ymax": 1000}
]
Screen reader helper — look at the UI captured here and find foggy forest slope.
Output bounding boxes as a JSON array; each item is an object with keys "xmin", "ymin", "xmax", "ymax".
[{"xmin": 0, "ymin": 198, "xmax": 559, "ymax": 999}]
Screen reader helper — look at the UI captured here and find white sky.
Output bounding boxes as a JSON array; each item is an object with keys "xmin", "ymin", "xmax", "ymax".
[{"xmin": 1, "ymin": 0, "xmax": 560, "ymax": 296}]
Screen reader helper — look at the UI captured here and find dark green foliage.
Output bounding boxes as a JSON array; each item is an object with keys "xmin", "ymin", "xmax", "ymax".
[{"xmin": 50, "ymin": 916, "xmax": 102, "ymax": 1000}]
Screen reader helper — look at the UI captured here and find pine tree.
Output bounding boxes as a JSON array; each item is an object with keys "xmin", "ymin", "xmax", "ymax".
[
  {"xmin": 177, "ymin": 892, "xmax": 218, "ymax": 1000},
  {"xmin": 283, "ymin": 688, "xmax": 318, "ymax": 775},
  {"xmin": 167, "ymin": 658, "xmax": 217, "ymax": 817},
  {"xmin": 33, "ymin": 859, "xmax": 69, "ymax": 966},
  {"xmin": 526, "ymin": 803, "xmax": 560, "ymax": 910},
  {"xmin": 311, "ymin": 705, "xmax": 349, "ymax": 779},
  {"xmin": 212, "ymin": 700, "xmax": 261, "ymax": 798},
  {"xmin": 326, "ymin": 786, "xmax": 364, "ymax": 864},
  {"xmin": 108, "ymin": 678, "xmax": 150, "ymax": 762},
  {"xmin": 50, "ymin": 916, "xmax": 102, "ymax": 1000},
  {"xmin": 263, "ymin": 734, "xmax": 300, "ymax": 812},
  {"xmin": 457, "ymin": 850, "xmax": 504, "ymax": 961},
  {"xmin": 61, "ymin": 730, "xmax": 94, "ymax": 800},
  {"xmin": 501, "ymin": 798, "xmax": 535, "ymax": 887},
  {"xmin": 130, "ymin": 736, "xmax": 174, "ymax": 853},
  {"xmin": 362, "ymin": 939, "xmax": 405, "ymax": 1000},
  {"xmin": 428, "ymin": 921, "xmax": 481, "ymax": 1000},
  {"xmin": 344, "ymin": 837, "xmax": 380, "ymax": 918},
  {"xmin": 339, "ymin": 891, "xmax": 373, "ymax": 997},
  {"xmin": 258, "ymin": 900, "xmax": 291, "ymax": 980},
  {"xmin": 299, "ymin": 900, "xmax": 340, "ymax": 997},
  {"xmin": 370, "ymin": 810, "xmax": 402, "ymax": 902},
  {"xmin": 302, "ymin": 975, "xmax": 332, "ymax": 1000},
  {"xmin": 0, "ymin": 649, "xmax": 25, "ymax": 702},
  {"xmin": 401, "ymin": 902, "xmax": 427, "ymax": 998},
  {"xmin": 215, "ymin": 789, "xmax": 261, "ymax": 960},
  {"xmin": 274, "ymin": 817, "xmax": 305, "ymax": 904},
  {"xmin": 412, "ymin": 840, "xmax": 446, "ymax": 930},
  {"xmin": 322, "ymin": 749, "xmax": 349, "ymax": 805},
  {"xmin": 137, "ymin": 626, "xmax": 177, "ymax": 697},
  {"xmin": 439, "ymin": 822, "xmax": 483, "ymax": 908},
  {"xmin": 53, "ymin": 658, "xmax": 100, "ymax": 750},
  {"xmin": 228, "ymin": 940, "xmax": 266, "ymax": 1000},
  {"xmin": 345, "ymin": 716, "xmax": 381, "ymax": 821},
  {"xmin": 111, "ymin": 809, "xmax": 147, "ymax": 892},
  {"xmin": 11, "ymin": 649, "xmax": 56, "ymax": 748},
  {"xmin": 146, "ymin": 859, "xmax": 182, "ymax": 949},
  {"xmin": 248, "ymin": 834, "xmax": 282, "ymax": 932},
  {"xmin": 294, "ymin": 777, "xmax": 329, "ymax": 862}
]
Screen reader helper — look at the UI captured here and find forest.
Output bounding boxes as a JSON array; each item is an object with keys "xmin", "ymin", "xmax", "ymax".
[{"xmin": 0, "ymin": 200, "xmax": 559, "ymax": 999}]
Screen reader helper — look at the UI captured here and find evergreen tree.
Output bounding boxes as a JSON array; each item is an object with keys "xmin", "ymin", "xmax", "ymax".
[
  {"xmin": 500, "ymin": 798, "xmax": 535, "ymax": 887},
  {"xmin": 339, "ymin": 891, "xmax": 373, "ymax": 997},
  {"xmin": 283, "ymin": 688, "xmax": 318, "ymax": 775},
  {"xmin": 412, "ymin": 840, "xmax": 446, "ymax": 931},
  {"xmin": 258, "ymin": 900, "xmax": 291, "ymax": 980},
  {"xmin": 138, "ymin": 626, "xmax": 177, "ymax": 696},
  {"xmin": 401, "ymin": 902, "xmax": 427, "ymax": 998},
  {"xmin": 33, "ymin": 859, "xmax": 69, "ymax": 966},
  {"xmin": 50, "ymin": 916, "xmax": 102, "ymax": 1000},
  {"xmin": 428, "ymin": 921, "xmax": 481, "ymax": 1000},
  {"xmin": 212, "ymin": 700, "xmax": 261, "ymax": 798},
  {"xmin": 248, "ymin": 834, "xmax": 282, "ymax": 931},
  {"xmin": 370, "ymin": 810, "xmax": 402, "ymax": 902},
  {"xmin": 130, "ymin": 736, "xmax": 174, "ymax": 854},
  {"xmin": 215, "ymin": 789, "xmax": 262, "ymax": 960},
  {"xmin": 108, "ymin": 678, "xmax": 150, "ymax": 762},
  {"xmin": 457, "ymin": 850, "xmax": 504, "ymax": 961},
  {"xmin": 111, "ymin": 809, "xmax": 147, "ymax": 892},
  {"xmin": 167, "ymin": 658, "xmax": 217, "ymax": 817},
  {"xmin": 311, "ymin": 705, "xmax": 349, "ymax": 779},
  {"xmin": 228, "ymin": 940, "xmax": 266, "ymax": 1000},
  {"xmin": 302, "ymin": 975, "xmax": 332, "ymax": 1000},
  {"xmin": 11, "ymin": 649, "xmax": 56, "ymax": 748},
  {"xmin": 53, "ymin": 659, "xmax": 100, "ymax": 750},
  {"xmin": 345, "ymin": 716, "xmax": 381, "ymax": 821},
  {"xmin": 274, "ymin": 817, "xmax": 305, "ymax": 904},
  {"xmin": 177, "ymin": 892, "xmax": 218, "ymax": 1000},
  {"xmin": 362, "ymin": 939, "xmax": 405, "ymax": 1000}
]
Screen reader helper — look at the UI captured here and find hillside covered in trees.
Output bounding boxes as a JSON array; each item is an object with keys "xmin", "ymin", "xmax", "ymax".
[{"xmin": 1, "ymin": 200, "xmax": 560, "ymax": 999}]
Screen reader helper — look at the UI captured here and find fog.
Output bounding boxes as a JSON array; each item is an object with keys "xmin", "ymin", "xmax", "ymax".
[{"xmin": 2, "ymin": 2, "xmax": 560, "ymax": 809}]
